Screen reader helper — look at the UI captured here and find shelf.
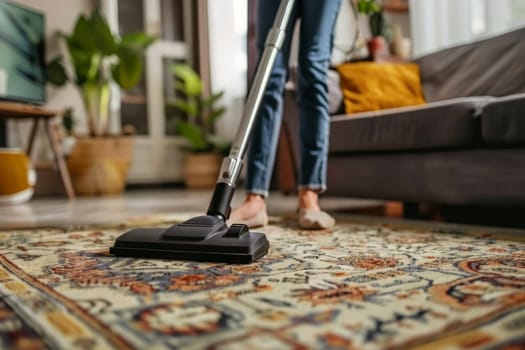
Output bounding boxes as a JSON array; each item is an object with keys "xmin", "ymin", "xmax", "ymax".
[{"xmin": 383, "ymin": 0, "xmax": 409, "ymax": 13}]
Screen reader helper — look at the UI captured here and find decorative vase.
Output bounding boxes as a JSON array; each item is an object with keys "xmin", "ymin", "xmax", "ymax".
[
  {"xmin": 0, "ymin": 149, "xmax": 36, "ymax": 204},
  {"xmin": 183, "ymin": 152, "xmax": 222, "ymax": 189}
]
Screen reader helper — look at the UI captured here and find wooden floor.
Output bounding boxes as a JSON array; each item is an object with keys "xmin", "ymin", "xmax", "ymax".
[
  {"xmin": 2, "ymin": 189, "xmax": 522, "ymax": 230},
  {"xmin": 0, "ymin": 188, "xmax": 386, "ymax": 229}
]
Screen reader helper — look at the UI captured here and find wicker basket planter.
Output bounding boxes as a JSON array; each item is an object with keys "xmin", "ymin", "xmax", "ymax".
[
  {"xmin": 66, "ymin": 137, "xmax": 133, "ymax": 195},
  {"xmin": 183, "ymin": 152, "xmax": 222, "ymax": 189}
]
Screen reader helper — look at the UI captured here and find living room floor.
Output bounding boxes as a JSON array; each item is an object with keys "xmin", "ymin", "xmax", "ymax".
[{"xmin": 0, "ymin": 188, "xmax": 386, "ymax": 229}]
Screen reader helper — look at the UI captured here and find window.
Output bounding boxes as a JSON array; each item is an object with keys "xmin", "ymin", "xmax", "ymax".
[{"xmin": 470, "ymin": 0, "xmax": 487, "ymax": 36}]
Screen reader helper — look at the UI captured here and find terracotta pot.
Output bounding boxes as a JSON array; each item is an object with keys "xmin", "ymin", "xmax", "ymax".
[
  {"xmin": 66, "ymin": 137, "xmax": 133, "ymax": 195},
  {"xmin": 367, "ymin": 36, "xmax": 386, "ymax": 59},
  {"xmin": 183, "ymin": 152, "xmax": 222, "ymax": 189}
]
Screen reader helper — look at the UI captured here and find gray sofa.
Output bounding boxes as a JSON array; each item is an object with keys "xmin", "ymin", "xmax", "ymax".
[{"xmin": 277, "ymin": 27, "xmax": 525, "ymax": 211}]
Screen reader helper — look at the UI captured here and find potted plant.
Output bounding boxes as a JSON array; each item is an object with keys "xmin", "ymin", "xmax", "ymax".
[
  {"xmin": 357, "ymin": 0, "xmax": 389, "ymax": 58},
  {"xmin": 170, "ymin": 63, "xmax": 229, "ymax": 189},
  {"xmin": 47, "ymin": 10, "xmax": 155, "ymax": 195}
]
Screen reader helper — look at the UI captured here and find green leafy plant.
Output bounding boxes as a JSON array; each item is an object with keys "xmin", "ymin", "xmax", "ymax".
[
  {"xmin": 171, "ymin": 63, "xmax": 229, "ymax": 154},
  {"xmin": 356, "ymin": 0, "xmax": 388, "ymax": 38},
  {"xmin": 47, "ymin": 10, "xmax": 155, "ymax": 137},
  {"xmin": 369, "ymin": 11, "xmax": 387, "ymax": 37},
  {"xmin": 356, "ymin": 0, "xmax": 381, "ymax": 15}
]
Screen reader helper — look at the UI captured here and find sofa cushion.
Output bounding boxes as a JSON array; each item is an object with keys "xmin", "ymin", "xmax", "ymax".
[
  {"xmin": 482, "ymin": 93, "xmax": 525, "ymax": 144},
  {"xmin": 415, "ymin": 27, "xmax": 525, "ymax": 102},
  {"xmin": 336, "ymin": 62, "xmax": 426, "ymax": 114},
  {"xmin": 326, "ymin": 69, "xmax": 344, "ymax": 115},
  {"xmin": 329, "ymin": 96, "xmax": 495, "ymax": 153}
]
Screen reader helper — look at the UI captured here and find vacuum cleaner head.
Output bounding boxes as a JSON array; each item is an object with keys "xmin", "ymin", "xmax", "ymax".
[{"xmin": 110, "ymin": 215, "xmax": 269, "ymax": 263}]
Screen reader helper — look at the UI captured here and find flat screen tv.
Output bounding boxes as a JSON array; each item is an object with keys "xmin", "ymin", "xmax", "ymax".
[{"xmin": 0, "ymin": 0, "xmax": 45, "ymax": 105}]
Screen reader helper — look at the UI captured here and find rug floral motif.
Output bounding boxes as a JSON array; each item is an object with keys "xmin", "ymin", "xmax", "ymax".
[{"xmin": 1, "ymin": 214, "xmax": 524, "ymax": 349}]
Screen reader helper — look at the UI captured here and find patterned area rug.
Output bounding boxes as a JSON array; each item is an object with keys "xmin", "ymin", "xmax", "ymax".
[{"xmin": 1, "ymin": 214, "xmax": 524, "ymax": 350}]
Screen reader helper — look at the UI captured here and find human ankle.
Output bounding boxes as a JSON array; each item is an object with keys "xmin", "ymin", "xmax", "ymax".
[
  {"xmin": 246, "ymin": 194, "xmax": 265, "ymax": 204},
  {"xmin": 298, "ymin": 189, "xmax": 320, "ymax": 211}
]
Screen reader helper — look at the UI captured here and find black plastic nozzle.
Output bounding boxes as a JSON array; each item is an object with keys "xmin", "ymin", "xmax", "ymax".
[{"xmin": 207, "ymin": 182, "xmax": 235, "ymax": 220}]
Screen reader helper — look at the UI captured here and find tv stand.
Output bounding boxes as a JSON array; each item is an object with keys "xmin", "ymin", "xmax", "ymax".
[{"xmin": 0, "ymin": 101, "xmax": 75, "ymax": 199}]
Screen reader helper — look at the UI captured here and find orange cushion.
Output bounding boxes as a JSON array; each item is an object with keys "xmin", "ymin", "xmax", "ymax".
[{"xmin": 336, "ymin": 62, "xmax": 426, "ymax": 114}]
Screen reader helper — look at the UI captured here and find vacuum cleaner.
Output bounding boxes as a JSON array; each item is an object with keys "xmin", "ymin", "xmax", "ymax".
[{"xmin": 110, "ymin": 0, "xmax": 296, "ymax": 263}]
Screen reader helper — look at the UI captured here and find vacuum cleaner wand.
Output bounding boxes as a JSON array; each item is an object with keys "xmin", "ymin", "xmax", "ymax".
[
  {"xmin": 211, "ymin": 0, "xmax": 294, "ymax": 209},
  {"xmin": 110, "ymin": 0, "xmax": 296, "ymax": 263}
]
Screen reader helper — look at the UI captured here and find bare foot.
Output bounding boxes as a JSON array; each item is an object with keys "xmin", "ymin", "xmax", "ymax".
[
  {"xmin": 297, "ymin": 189, "xmax": 335, "ymax": 229},
  {"xmin": 229, "ymin": 194, "xmax": 268, "ymax": 228}
]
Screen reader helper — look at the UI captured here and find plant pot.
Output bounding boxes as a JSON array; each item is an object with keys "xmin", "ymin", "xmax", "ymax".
[
  {"xmin": 66, "ymin": 137, "xmax": 133, "ymax": 195},
  {"xmin": 367, "ymin": 36, "xmax": 386, "ymax": 60},
  {"xmin": 183, "ymin": 152, "xmax": 222, "ymax": 189},
  {"xmin": 0, "ymin": 149, "xmax": 36, "ymax": 204}
]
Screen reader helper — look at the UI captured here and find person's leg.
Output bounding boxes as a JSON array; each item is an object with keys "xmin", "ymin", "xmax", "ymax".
[
  {"xmin": 230, "ymin": 0, "xmax": 297, "ymax": 227},
  {"xmin": 296, "ymin": 0, "xmax": 341, "ymax": 228}
]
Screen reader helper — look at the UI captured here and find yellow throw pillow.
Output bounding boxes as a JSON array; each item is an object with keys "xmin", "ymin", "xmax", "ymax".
[{"xmin": 336, "ymin": 62, "xmax": 426, "ymax": 114}]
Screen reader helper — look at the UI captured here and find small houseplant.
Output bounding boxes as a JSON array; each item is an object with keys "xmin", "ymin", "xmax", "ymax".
[
  {"xmin": 170, "ymin": 63, "xmax": 229, "ymax": 188},
  {"xmin": 357, "ymin": 0, "xmax": 389, "ymax": 58},
  {"xmin": 47, "ymin": 10, "xmax": 155, "ymax": 195}
]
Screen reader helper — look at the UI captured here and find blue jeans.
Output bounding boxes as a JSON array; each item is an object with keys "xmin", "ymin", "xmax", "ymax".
[{"xmin": 246, "ymin": 0, "xmax": 341, "ymax": 198}]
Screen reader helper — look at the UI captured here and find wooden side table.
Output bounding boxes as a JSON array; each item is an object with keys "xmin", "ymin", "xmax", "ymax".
[{"xmin": 0, "ymin": 101, "xmax": 75, "ymax": 199}]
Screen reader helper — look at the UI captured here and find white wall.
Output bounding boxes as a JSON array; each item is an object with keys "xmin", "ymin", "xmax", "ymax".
[{"xmin": 8, "ymin": 0, "xmax": 93, "ymax": 151}]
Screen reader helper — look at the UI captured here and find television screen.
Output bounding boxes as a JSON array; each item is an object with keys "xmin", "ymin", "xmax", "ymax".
[{"xmin": 0, "ymin": 1, "xmax": 45, "ymax": 104}]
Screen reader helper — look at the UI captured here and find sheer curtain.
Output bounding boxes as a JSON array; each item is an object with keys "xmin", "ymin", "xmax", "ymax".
[
  {"xmin": 409, "ymin": 0, "xmax": 525, "ymax": 57},
  {"xmin": 207, "ymin": 0, "xmax": 247, "ymax": 141}
]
